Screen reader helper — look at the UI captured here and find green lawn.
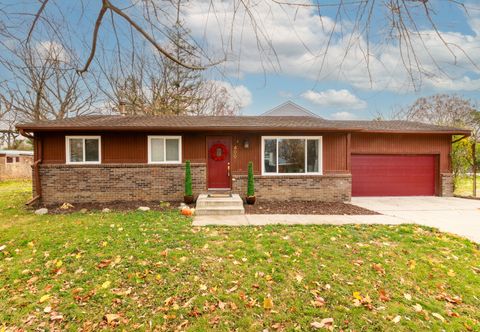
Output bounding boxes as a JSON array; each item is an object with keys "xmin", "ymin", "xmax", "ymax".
[
  {"xmin": 1, "ymin": 181, "xmax": 480, "ymax": 331},
  {"xmin": 455, "ymin": 175, "xmax": 480, "ymax": 197}
]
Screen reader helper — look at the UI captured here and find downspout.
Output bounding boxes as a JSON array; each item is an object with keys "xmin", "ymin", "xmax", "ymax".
[{"xmin": 19, "ymin": 129, "xmax": 42, "ymax": 205}]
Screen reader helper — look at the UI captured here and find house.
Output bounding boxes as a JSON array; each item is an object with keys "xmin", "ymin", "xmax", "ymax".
[
  {"xmin": 0, "ymin": 150, "xmax": 33, "ymax": 180},
  {"xmin": 261, "ymin": 101, "xmax": 321, "ymax": 117},
  {"xmin": 16, "ymin": 104, "xmax": 469, "ymax": 205}
]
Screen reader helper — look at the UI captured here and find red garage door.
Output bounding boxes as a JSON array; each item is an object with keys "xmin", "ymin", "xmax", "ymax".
[{"xmin": 352, "ymin": 155, "xmax": 436, "ymax": 196}]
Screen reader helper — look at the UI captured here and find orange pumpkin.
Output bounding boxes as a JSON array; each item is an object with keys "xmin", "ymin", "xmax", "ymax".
[{"xmin": 181, "ymin": 207, "xmax": 192, "ymax": 216}]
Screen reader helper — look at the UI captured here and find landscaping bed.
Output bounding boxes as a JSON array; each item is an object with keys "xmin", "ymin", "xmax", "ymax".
[
  {"xmin": 42, "ymin": 200, "xmax": 190, "ymax": 214},
  {"xmin": 244, "ymin": 200, "xmax": 379, "ymax": 215}
]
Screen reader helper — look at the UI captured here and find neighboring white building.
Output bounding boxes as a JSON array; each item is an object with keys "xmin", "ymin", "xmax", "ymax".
[
  {"xmin": 0, "ymin": 150, "xmax": 33, "ymax": 180},
  {"xmin": 261, "ymin": 101, "xmax": 321, "ymax": 117}
]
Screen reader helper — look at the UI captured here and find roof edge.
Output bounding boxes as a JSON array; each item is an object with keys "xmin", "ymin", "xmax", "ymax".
[{"xmin": 16, "ymin": 125, "xmax": 470, "ymax": 135}]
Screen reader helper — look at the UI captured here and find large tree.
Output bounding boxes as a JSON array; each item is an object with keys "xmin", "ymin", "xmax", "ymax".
[
  {"xmin": 397, "ymin": 94, "xmax": 480, "ymax": 196},
  {"xmin": 0, "ymin": 42, "xmax": 97, "ymax": 122},
  {"xmin": 99, "ymin": 19, "xmax": 241, "ymax": 116},
  {"xmin": 1, "ymin": 0, "xmax": 476, "ymax": 88}
]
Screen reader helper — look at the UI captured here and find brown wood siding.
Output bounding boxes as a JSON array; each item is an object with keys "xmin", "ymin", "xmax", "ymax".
[
  {"xmin": 36, "ymin": 131, "xmax": 454, "ymax": 190},
  {"xmin": 323, "ymin": 133, "xmax": 348, "ymax": 174},
  {"xmin": 231, "ymin": 134, "xmax": 261, "ymax": 175},
  {"xmin": 102, "ymin": 133, "xmax": 147, "ymax": 163},
  {"xmin": 41, "ymin": 133, "xmax": 65, "ymax": 164},
  {"xmin": 37, "ymin": 131, "xmax": 350, "ymax": 175},
  {"xmin": 351, "ymin": 133, "xmax": 452, "ymax": 173},
  {"xmin": 183, "ymin": 134, "xmax": 206, "ymax": 163}
]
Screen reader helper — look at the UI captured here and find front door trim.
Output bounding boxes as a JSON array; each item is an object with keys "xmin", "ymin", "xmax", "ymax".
[{"xmin": 206, "ymin": 136, "xmax": 232, "ymax": 190}]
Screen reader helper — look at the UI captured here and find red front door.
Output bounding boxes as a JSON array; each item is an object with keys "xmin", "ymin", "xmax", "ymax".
[{"xmin": 207, "ymin": 136, "xmax": 231, "ymax": 189}]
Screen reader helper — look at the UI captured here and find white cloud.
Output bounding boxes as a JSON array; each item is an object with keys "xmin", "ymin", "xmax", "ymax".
[
  {"xmin": 35, "ymin": 41, "xmax": 69, "ymax": 62},
  {"xmin": 329, "ymin": 111, "xmax": 358, "ymax": 120},
  {"xmin": 208, "ymin": 80, "xmax": 252, "ymax": 109},
  {"xmin": 181, "ymin": 0, "xmax": 480, "ymax": 93},
  {"xmin": 301, "ymin": 89, "xmax": 367, "ymax": 110}
]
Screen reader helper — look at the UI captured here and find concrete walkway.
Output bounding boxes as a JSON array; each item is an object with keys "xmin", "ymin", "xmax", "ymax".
[
  {"xmin": 193, "ymin": 214, "xmax": 402, "ymax": 227},
  {"xmin": 193, "ymin": 197, "xmax": 480, "ymax": 243}
]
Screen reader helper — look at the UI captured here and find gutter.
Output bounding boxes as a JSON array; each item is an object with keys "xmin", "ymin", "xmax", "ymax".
[{"xmin": 19, "ymin": 129, "xmax": 42, "ymax": 205}]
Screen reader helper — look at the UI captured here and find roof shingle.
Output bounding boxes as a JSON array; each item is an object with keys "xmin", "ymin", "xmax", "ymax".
[{"xmin": 16, "ymin": 115, "xmax": 470, "ymax": 135}]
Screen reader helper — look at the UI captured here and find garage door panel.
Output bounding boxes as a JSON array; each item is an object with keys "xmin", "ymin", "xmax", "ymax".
[{"xmin": 352, "ymin": 155, "xmax": 436, "ymax": 196}]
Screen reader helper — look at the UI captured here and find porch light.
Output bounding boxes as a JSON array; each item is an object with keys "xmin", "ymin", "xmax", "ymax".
[{"xmin": 243, "ymin": 139, "xmax": 250, "ymax": 149}]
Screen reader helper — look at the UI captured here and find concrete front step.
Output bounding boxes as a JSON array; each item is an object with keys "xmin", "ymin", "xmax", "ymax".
[
  {"xmin": 196, "ymin": 198, "xmax": 243, "ymax": 208},
  {"xmin": 195, "ymin": 206, "xmax": 245, "ymax": 215},
  {"xmin": 195, "ymin": 194, "xmax": 245, "ymax": 215}
]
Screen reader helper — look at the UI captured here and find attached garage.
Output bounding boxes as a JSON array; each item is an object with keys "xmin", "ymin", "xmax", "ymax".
[{"xmin": 351, "ymin": 154, "xmax": 437, "ymax": 196}]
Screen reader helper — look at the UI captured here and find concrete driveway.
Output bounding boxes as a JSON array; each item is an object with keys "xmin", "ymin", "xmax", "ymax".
[{"xmin": 351, "ymin": 196, "xmax": 480, "ymax": 243}]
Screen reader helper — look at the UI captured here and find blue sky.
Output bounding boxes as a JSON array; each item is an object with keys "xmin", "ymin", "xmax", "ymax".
[
  {"xmin": 2, "ymin": 0, "xmax": 480, "ymax": 119},
  {"xmin": 186, "ymin": 0, "xmax": 480, "ymax": 118}
]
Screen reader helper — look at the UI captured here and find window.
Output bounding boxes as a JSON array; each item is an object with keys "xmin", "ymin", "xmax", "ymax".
[
  {"xmin": 6, "ymin": 156, "xmax": 13, "ymax": 164},
  {"xmin": 148, "ymin": 136, "xmax": 182, "ymax": 164},
  {"xmin": 262, "ymin": 136, "xmax": 322, "ymax": 175},
  {"xmin": 15, "ymin": 157, "xmax": 20, "ymax": 163},
  {"xmin": 66, "ymin": 136, "xmax": 101, "ymax": 164}
]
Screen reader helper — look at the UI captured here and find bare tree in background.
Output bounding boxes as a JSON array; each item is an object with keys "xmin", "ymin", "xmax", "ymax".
[
  {"xmin": 396, "ymin": 94, "xmax": 480, "ymax": 196},
  {"xmin": 2, "ymin": 0, "xmax": 474, "ymax": 89},
  {"xmin": 98, "ymin": 19, "xmax": 241, "ymax": 116},
  {"xmin": 0, "ymin": 42, "xmax": 96, "ymax": 122},
  {"xmin": 0, "ymin": 91, "xmax": 20, "ymax": 147}
]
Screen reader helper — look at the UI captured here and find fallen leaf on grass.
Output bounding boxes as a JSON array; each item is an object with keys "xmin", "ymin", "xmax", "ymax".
[
  {"xmin": 447, "ymin": 310, "xmax": 460, "ymax": 317},
  {"xmin": 353, "ymin": 292, "xmax": 362, "ymax": 300},
  {"xmin": 352, "ymin": 259, "xmax": 364, "ymax": 266},
  {"xmin": 39, "ymin": 294, "xmax": 51, "ymax": 303},
  {"xmin": 352, "ymin": 292, "xmax": 373, "ymax": 310},
  {"xmin": 311, "ymin": 296, "xmax": 326, "ymax": 307},
  {"xmin": 226, "ymin": 285, "xmax": 238, "ymax": 294},
  {"xmin": 408, "ymin": 260, "xmax": 416, "ymax": 270},
  {"xmin": 311, "ymin": 318, "xmax": 334, "ymax": 329},
  {"xmin": 413, "ymin": 304, "xmax": 423, "ymax": 312},
  {"xmin": 104, "ymin": 314, "xmax": 121, "ymax": 324},
  {"xmin": 436, "ymin": 293, "xmax": 462, "ymax": 304},
  {"xmin": 50, "ymin": 314, "xmax": 63, "ymax": 321},
  {"xmin": 263, "ymin": 297, "xmax": 274, "ymax": 310},
  {"xmin": 97, "ymin": 259, "xmax": 112, "ymax": 269},
  {"xmin": 447, "ymin": 269, "xmax": 456, "ymax": 277},
  {"xmin": 404, "ymin": 293, "xmax": 412, "ymax": 301},
  {"xmin": 101, "ymin": 281, "xmax": 111, "ymax": 289},
  {"xmin": 372, "ymin": 263, "xmax": 386, "ymax": 275},
  {"xmin": 432, "ymin": 313, "xmax": 446, "ymax": 322},
  {"xmin": 378, "ymin": 289, "xmax": 390, "ymax": 302},
  {"xmin": 392, "ymin": 315, "xmax": 401, "ymax": 323}
]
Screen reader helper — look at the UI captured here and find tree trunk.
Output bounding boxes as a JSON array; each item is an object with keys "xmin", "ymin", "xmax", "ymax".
[{"xmin": 473, "ymin": 141, "xmax": 477, "ymax": 197}]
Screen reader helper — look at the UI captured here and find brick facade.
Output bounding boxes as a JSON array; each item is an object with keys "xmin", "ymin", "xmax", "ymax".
[
  {"xmin": 232, "ymin": 174, "xmax": 352, "ymax": 202},
  {"xmin": 36, "ymin": 163, "xmax": 206, "ymax": 204},
  {"xmin": 440, "ymin": 173, "xmax": 454, "ymax": 197}
]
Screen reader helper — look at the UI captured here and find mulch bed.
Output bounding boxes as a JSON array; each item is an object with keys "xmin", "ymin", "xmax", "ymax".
[
  {"xmin": 43, "ymin": 201, "xmax": 192, "ymax": 214},
  {"xmin": 244, "ymin": 200, "xmax": 379, "ymax": 215}
]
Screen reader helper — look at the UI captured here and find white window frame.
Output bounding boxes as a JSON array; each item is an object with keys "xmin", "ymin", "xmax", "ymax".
[
  {"xmin": 66, "ymin": 136, "xmax": 101, "ymax": 164},
  {"xmin": 148, "ymin": 135, "xmax": 182, "ymax": 164},
  {"xmin": 261, "ymin": 136, "xmax": 323, "ymax": 175}
]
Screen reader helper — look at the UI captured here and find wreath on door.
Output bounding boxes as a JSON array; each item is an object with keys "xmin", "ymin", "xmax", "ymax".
[{"xmin": 209, "ymin": 143, "xmax": 228, "ymax": 161}]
